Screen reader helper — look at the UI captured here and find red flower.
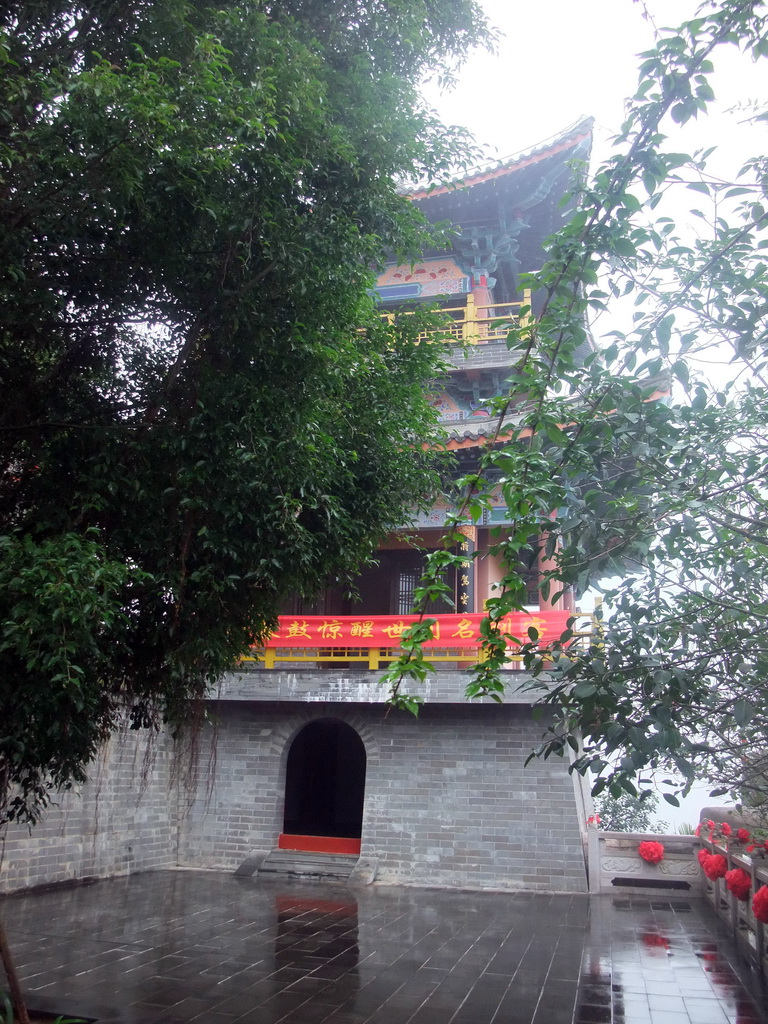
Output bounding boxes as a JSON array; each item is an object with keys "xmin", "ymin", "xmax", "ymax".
[
  {"xmin": 694, "ymin": 823, "xmax": 702, "ymax": 836},
  {"xmin": 638, "ymin": 841, "xmax": 665, "ymax": 865},
  {"xmin": 697, "ymin": 848, "xmax": 710, "ymax": 866},
  {"xmin": 725, "ymin": 868, "xmax": 752, "ymax": 902},
  {"xmin": 747, "ymin": 844, "xmax": 756, "ymax": 853},
  {"xmin": 702, "ymin": 854, "xmax": 728, "ymax": 880},
  {"xmin": 720, "ymin": 823, "xmax": 732, "ymax": 837},
  {"xmin": 736, "ymin": 828, "xmax": 751, "ymax": 843},
  {"xmin": 753, "ymin": 886, "xmax": 768, "ymax": 924}
]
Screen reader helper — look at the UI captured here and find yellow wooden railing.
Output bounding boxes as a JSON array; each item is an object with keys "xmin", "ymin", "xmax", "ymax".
[
  {"xmin": 255, "ymin": 646, "xmax": 481, "ymax": 671},
  {"xmin": 382, "ymin": 289, "xmax": 532, "ymax": 345}
]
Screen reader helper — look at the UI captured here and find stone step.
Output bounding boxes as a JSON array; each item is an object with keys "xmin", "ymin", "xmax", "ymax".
[{"xmin": 257, "ymin": 849, "xmax": 359, "ymax": 881}]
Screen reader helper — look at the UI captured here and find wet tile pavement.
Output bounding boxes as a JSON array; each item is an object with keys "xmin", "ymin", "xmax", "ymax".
[{"xmin": 1, "ymin": 871, "xmax": 767, "ymax": 1024}]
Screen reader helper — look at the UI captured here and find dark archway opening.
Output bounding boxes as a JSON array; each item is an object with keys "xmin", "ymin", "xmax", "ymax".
[{"xmin": 283, "ymin": 719, "xmax": 367, "ymax": 839}]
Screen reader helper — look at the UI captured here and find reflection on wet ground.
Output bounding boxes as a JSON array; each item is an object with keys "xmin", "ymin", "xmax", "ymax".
[{"xmin": 1, "ymin": 871, "xmax": 767, "ymax": 1024}]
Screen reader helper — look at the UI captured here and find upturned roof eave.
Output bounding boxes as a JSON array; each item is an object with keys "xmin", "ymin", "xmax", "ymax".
[{"xmin": 406, "ymin": 117, "xmax": 594, "ymax": 202}]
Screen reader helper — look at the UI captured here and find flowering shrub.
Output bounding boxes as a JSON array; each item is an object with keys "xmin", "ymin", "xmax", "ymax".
[
  {"xmin": 725, "ymin": 868, "xmax": 752, "ymax": 902},
  {"xmin": 638, "ymin": 841, "xmax": 665, "ymax": 865},
  {"xmin": 702, "ymin": 853, "xmax": 728, "ymax": 880},
  {"xmin": 696, "ymin": 819, "xmax": 767, "ymax": 854},
  {"xmin": 753, "ymin": 885, "xmax": 768, "ymax": 924},
  {"xmin": 696, "ymin": 821, "xmax": 768, "ymax": 906}
]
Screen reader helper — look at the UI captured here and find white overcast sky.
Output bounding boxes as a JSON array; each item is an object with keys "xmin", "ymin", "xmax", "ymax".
[{"xmin": 423, "ymin": 0, "xmax": 765, "ymax": 177}]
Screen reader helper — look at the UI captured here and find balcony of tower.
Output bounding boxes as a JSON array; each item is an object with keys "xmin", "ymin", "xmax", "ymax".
[{"xmin": 381, "ymin": 288, "xmax": 533, "ymax": 372}]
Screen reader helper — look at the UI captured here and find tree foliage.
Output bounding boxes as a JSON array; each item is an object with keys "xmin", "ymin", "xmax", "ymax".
[
  {"xmin": 0, "ymin": 0, "xmax": 491, "ymax": 824},
  {"xmin": 593, "ymin": 791, "xmax": 667, "ymax": 834},
  {"xmin": 384, "ymin": 0, "xmax": 768, "ymax": 810}
]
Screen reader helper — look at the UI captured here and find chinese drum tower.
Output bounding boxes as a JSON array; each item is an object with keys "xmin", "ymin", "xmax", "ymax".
[{"xmin": 2, "ymin": 121, "xmax": 595, "ymax": 894}]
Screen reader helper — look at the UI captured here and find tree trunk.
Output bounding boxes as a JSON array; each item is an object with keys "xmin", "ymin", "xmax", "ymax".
[{"xmin": 0, "ymin": 909, "xmax": 29, "ymax": 1024}]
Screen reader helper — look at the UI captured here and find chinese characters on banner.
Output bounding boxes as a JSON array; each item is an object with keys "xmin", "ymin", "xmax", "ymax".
[
  {"xmin": 261, "ymin": 612, "xmax": 575, "ymax": 649},
  {"xmin": 456, "ymin": 533, "xmax": 474, "ymax": 612}
]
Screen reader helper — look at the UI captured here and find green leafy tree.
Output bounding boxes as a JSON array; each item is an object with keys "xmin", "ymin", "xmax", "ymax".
[
  {"xmin": 594, "ymin": 791, "xmax": 668, "ymax": 834},
  {"xmin": 0, "ymin": 0, "xmax": 492, "ymax": 827},
  {"xmin": 384, "ymin": 0, "xmax": 768, "ymax": 811},
  {"xmin": 0, "ymin": 3, "xmax": 492, "ymax": 1020}
]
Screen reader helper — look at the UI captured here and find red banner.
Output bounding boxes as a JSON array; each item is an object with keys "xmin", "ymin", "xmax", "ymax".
[{"xmin": 262, "ymin": 612, "xmax": 575, "ymax": 649}]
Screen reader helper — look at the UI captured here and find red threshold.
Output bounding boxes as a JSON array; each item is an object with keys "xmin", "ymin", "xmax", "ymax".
[{"xmin": 278, "ymin": 833, "xmax": 361, "ymax": 855}]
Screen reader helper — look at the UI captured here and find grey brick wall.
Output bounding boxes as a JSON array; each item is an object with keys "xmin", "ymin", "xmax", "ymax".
[
  {"xmin": 0, "ymin": 727, "xmax": 177, "ymax": 894},
  {"xmin": 1, "ymin": 695, "xmax": 590, "ymax": 895},
  {"xmin": 178, "ymin": 701, "xmax": 589, "ymax": 893},
  {"xmin": 219, "ymin": 666, "xmax": 537, "ymax": 704}
]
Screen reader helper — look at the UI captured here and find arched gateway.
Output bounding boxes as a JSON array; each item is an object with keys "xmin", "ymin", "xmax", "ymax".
[{"xmin": 280, "ymin": 719, "xmax": 366, "ymax": 855}]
